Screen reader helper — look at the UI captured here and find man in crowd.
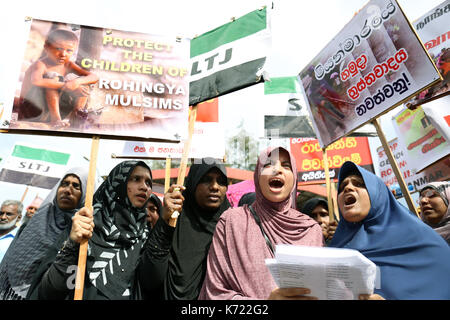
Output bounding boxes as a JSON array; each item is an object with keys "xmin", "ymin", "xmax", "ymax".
[{"xmin": 0, "ymin": 200, "xmax": 23, "ymax": 262}]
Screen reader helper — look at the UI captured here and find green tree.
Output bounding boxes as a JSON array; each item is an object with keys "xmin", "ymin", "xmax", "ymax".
[{"xmin": 225, "ymin": 120, "xmax": 259, "ymax": 171}]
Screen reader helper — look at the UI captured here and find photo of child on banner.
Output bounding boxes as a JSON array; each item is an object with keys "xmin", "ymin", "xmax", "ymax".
[
  {"xmin": 298, "ymin": 0, "xmax": 442, "ymax": 149},
  {"xmin": 7, "ymin": 18, "xmax": 190, "ymax": 142}
]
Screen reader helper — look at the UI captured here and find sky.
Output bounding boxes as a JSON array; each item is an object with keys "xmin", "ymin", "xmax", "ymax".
[{"xmin": 0, "ymin": 0, "xmax": 444, "ymax": 210}]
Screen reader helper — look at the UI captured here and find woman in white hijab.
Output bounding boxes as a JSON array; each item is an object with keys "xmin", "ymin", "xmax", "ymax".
[{"xmin": 0, "ymin": 167, "xmax": 88, "ymax": 300}]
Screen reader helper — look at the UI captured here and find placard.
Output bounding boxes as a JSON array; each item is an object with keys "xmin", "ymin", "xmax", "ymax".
[
  {"xmin": 298, "ymin": 0, "xmax": 442, "ymax": 147},
  {"xmin": 1, "ymin": 18, "xmax": 190, "ymax": 141}
]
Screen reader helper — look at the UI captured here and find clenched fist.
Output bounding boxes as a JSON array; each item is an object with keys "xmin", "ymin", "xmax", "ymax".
[{"xmin": 70, "ymin": 206, "xmax": 95, "ymax": 243}]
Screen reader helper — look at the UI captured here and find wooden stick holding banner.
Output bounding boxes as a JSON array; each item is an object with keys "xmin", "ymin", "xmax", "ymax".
[
  {"xmin": 74, "ymin": 135, "xmax": 100, "ymax": 300},
  {"xmin": 330, "ymin": 182, "xmax": 339, "ymax": 221},
  {"xmin": 372, "ymin": 119, "xmax": 419, "ymax": 218},
  {"xmin": 20, "ymin": 186, "xmax": 29, "ymax": 202},
  {"xmin": 168, "ymin": 105, "xmax": 198, "ymax": 227},
  {"xmin": 165, "ymin": 157, "xmax": 172, "ymax": 193},
  {"xmin": 322, "ymin": 148, "xmax": 335, "ymax": 222}
]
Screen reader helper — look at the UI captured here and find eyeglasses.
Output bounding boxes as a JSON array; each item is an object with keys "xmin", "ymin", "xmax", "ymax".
[
  {"xmin": 0, "ymin": 211, "xmax": 16, "ymax": 217},
  {"xmin": 419, "ymin": 189, "xmax": 440, "ymax": 201}
]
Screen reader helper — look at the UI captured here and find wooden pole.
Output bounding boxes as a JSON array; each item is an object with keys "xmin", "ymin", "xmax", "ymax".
[
  {"xmin": 20, "ymin": 186, "xmax": 29, "ymax": 202},
  {"xmin": 168, "ymin": 105, "xmax": 197, "ymax": 227},
  {"xmin": 330, "ymin": 181, "xmax": 340, "ymax": 221},
  {"xmin": 74, "ymin": 135, "xmax": 100, "ymax": 300},
  {"xmin": 322, "ymin": 148, "xmax": 335, "ymax": 222},
  {"xmin": 164, "ymin": 157, "xmax": 172, "ymax": 193},
  {"xmin": 372, "ymin": 119, "xmax": 419, "ymax": 217}
]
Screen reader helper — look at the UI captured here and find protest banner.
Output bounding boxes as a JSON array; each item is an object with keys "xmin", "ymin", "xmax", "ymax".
[
  {"xmin": 421, "ymin": 94, "xmax": 450, "ymax": 142},
  {"xmin": 298, "ymin": 0, "xmax": 442, "ymax": 148},
  {"xmin": 260, "ymin": 76, "xmax": 376, "ymax": 139},
  {"xmin": 405, "ymin": 0, "xmax": 450, "ymax": 108},
  {"xmin": 1, "ymin": 18, "xmax": 190, "ymax": 142},
  {"xmin": 189, "ymin": 6, "xmax": 271, "ymax": 105},
  {"xmin": 0, "ymin": 143, "xmax": 71, "ymax": 189},
  {"xmin": 376, "ymin": 137, "xmax": 450, "ymax": 194},
  {"xmin": 114, "ymin": 99, "xmax": 225, "ymax": 160},
  {"xmin": 290, "ymin": 137, "xmax": 374, "ymax": 185},
  {"xmin": 392, "ymin": 105, "xmax": 449, "ymax": 172},
  {"xmin": 261, "ymin": 76, "xmax": 317, "ymax": 138}
]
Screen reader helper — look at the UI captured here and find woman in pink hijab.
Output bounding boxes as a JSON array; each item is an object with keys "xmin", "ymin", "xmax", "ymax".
[{"xmin": 199, "ymin": 147, "xmax": 323, "ymax": 300}]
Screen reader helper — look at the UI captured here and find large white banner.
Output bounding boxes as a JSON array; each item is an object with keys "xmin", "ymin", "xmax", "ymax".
[
  {"xmin": 0, "ymin": 18, "xmax": 190, "ymax": 141},
  {"xmin": 115, "ymin": 122, "xmax": 225, "ymax": 160}
]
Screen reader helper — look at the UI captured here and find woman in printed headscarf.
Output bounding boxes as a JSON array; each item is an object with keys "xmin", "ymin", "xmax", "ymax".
[
  {"xmin": 0, "ymin": 167, "xmax": 88, "ymax": 300},
  {"xmin": 330, "ymin": 161, "xmax": 450, "ymax": 300},
  {"xmin": 198, "ymin": 147, "xmax": 323, "ymax": 300},
  {"xmin": 418, "ymin": 182, "xmax": 450, "ymax": 245},
  {"xmin": 138, "ymin": 158, "xmax": 230, "ymax": 300},
  {"xmin": 26, "ymin": 160, "xmax": 153, "ymax": 300}
]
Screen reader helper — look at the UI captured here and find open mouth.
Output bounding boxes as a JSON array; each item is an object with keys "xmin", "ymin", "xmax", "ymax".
[
  {"xmin": 269, "ymin": 178, "xmax": 285, "ymax": 189},
  {"xmin": 344, "ymin": 194, "xmax": 357, "ymax": 206}
]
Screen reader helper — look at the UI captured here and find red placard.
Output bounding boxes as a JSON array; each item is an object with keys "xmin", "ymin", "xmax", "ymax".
[{"xmin": 290, "ymin": 137, "xmax": 374, "ymax": 185}]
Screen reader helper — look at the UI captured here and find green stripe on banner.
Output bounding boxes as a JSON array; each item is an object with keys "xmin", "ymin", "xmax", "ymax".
[
  {"xmin": 190, "ymin": 7, "xmax": 267, "ymax": 58},
  {"xmin": 264, "ymin": 77, "xmax": 299, "ymax": 95},
  {"xmin": 190, "ymin": 57, "xmax": 265, "ymax": 105},
  {"xmin": 12, "ymin": 145, "xmax": 70, "ymax": 165}
]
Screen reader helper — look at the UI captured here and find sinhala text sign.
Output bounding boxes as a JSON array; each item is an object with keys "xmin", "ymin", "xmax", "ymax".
[
  {"xmin": 298, "ymin": 0, "xmax": 442, "ymax": 148},
  {"xmin": 290, "ymin": 137, "xmax": 374, "ymax": 185}
]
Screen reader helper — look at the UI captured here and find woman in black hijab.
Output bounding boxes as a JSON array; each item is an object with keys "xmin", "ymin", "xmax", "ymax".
[
  {"xmin": 139, "ymin": 158, "xmax": 230, "ymax": 300},
  {"xmin": 27, "ymin": 160, "xmax": 153, "ymax": 300}
]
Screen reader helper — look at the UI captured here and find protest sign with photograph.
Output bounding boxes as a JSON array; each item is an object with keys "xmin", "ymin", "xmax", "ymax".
[
  {"xmin": 290, "ymin": 137, "xmax": 374, "ymax": 185},
  {"xmin": 405, "ymin": 0, "xmax": 450, "ymax": 108},
  {"xmin": 298, "ymin": 0, "xmax": 442, "ymax": 148},
  {"xmin": 2, "ymin": 18, "xmax": 190, "ymax": 141},
  {"xmin": 392, "ymin": 106, "xmax": 449, "ymax": 172}
]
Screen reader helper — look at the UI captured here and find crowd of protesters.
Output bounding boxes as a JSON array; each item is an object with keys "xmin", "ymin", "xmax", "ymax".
[{"xmin": 0, "ymin": 149, "xmax": 449, "ymax": 300}]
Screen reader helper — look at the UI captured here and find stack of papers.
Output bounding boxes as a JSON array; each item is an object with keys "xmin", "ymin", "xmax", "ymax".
[{"xmin": 265, "ymin": 244, "xmax": 378, "ymax": 300}]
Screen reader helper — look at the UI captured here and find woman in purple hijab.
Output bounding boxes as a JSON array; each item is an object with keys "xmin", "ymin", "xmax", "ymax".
[{"xmin": 199, "ymin": 147, "xmax": 323, "ymax": 300}]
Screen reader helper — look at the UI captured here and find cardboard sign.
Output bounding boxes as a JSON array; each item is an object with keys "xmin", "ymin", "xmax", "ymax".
[
  {"xmin": 290, "ymin": 137, "xmax": 374, "ymax": 184},
  {"xmin": 405, "ymin": 0, "xmax": 450, "ymax": 108},
  {"xmin": 298, "ymin": 0, "xmax": 441, "ymax": 147},
  {"xmin": 1, "ymin": 18, "xmax": 190, "ymax": 141}
]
